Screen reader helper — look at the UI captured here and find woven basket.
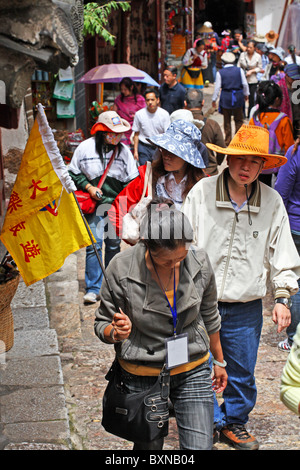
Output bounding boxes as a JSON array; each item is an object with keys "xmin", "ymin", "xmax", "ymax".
[{"xmin": 0, "ymin": 274, "xmax": 20, "ymax": 353}]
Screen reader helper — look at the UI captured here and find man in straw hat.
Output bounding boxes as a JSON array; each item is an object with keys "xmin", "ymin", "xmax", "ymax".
[
  {"xmin": 212, "ymin": 51, "xmax": 249, "ymax": 145},
  {"xmin": 183, "ymin": 124, "xmax": 300, "ymax": 450}
]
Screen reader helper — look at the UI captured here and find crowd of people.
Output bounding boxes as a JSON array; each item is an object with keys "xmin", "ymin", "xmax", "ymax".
[{"xmin": 69, "ymin": 24, "xmax": 300, "ymax": 451}]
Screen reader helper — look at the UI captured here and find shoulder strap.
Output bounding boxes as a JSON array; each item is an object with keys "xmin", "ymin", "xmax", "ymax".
[
  {"xmin": 140, "ymin": 161, "xmax": 152, "ymax": 200},
  {"xmin": 97, "ymin": 146, "xmax": 118, "ymax": 190}
]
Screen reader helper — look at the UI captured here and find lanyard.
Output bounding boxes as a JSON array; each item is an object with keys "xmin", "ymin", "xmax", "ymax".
[{"xmin": 149, "ymin": 252, "xmax": 178, "ymax": 336}]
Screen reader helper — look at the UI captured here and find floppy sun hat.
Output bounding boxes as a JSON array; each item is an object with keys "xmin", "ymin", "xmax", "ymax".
[
  {"xmin": 91, "ymin": 110, "xmax": 130, "ymax": 135},
  {"xmin": 147, "ymin": 119, "xmax": 207, "ymax": 168},
  {"xmin": 206, "ymin": 125, "xmax": 287, "ymax": 170}
]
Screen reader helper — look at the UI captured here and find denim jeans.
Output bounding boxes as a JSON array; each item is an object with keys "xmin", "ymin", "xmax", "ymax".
[
  {"xmin": 138, "ymin": 142, "xmax": 156, "ymax": 166},
  {"xmin": 85, "ymin": 208, "xmax": 120, "ymax": 294},
  {"xmin": 287, "ymin": 232, "xmax": 300, "ymax": 344},
  {"xmin": 214, "ymin": 299, "xmax": 263, "ymax": 430},
  {"xmin": 120, "ymin": 361, "xmax": 214, "ymax": 450}
]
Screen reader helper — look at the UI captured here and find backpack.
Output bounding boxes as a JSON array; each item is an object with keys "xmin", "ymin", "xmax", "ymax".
[{"xmin": 253, "ymin": 112, "xmax": 286, "ymax": 174}]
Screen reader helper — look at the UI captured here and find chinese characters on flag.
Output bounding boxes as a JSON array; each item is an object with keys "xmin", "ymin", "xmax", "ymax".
[{"xmin": 0, "ymin": 104, "xmax": 92, "ymax": 286}]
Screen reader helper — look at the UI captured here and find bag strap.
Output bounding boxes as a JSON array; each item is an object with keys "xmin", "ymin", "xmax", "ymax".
[
  {"xmin": 97, "ymin": 146, "xmax": 118, "ymax": 190},
  {"xmin": 140, "ymin": 161, "xmax": 152, "ymax": 200}
]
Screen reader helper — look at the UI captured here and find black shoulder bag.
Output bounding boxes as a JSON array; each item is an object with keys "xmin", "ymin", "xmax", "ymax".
[{"xmin": 102, "ymin": 359, "xmax": 170, "ymax": 443}]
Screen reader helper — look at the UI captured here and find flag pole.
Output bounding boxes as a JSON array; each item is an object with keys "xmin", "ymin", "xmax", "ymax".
[{"xmin": 71, "ymin": 192, "xmax": 119, "ymax": 312}]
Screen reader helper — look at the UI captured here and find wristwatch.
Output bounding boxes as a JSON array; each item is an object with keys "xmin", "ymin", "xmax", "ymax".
[{"xmin": 275, "ymin": 297, "xmax": 292, "ymax": 309}]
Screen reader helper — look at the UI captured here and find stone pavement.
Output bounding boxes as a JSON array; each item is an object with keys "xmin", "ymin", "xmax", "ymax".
[{"xmin": 0, "ymin": 85, "xmax": 299, "ymax": 451}]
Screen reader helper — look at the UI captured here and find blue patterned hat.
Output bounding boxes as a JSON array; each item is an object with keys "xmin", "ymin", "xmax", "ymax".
[{"xmin": 147, "ymin": 120, "xmax": 208, "ymax": 168}]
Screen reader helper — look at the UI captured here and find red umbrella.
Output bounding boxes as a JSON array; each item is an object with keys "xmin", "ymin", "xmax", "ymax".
[{"xmin": 78, "ymin": 63, "xmax": 145, "ymax": 84}]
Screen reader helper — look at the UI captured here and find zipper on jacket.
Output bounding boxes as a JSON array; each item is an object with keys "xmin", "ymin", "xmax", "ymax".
[{"xmin": 219, "ymin": 215, "xmax": 236, "ymax": 299}]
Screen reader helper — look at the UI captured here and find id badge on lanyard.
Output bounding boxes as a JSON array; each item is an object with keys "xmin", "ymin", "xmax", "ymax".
[{"xmin": 163, "ymin": 271, "xmax": 189, "ymax": 370}]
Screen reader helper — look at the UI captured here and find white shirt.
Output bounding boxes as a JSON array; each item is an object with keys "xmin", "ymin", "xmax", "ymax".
[
  {"xmin": 69, "ymin": 137, "xmax": 138, "ymax": 183},
  {"xmin": 212, "ymin": 64, "xmax": 249, "ymax": 102},
  {"xmin": 285, "ymin": 54, "xmax": 300, "ymax": 65},
  {"xmin": 132, "ymin": 107, "xmax": 170, "ymax": 144}
]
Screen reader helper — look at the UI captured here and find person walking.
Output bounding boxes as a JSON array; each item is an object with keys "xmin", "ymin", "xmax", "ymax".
[
  {"xmin": 108, "ymin": 119, "xmax": 208, "ymax": 240},
  {"xmin": 159, "ymin": 66, "xmax": 186, "ymax": 114},
  {"xmin": 113, "ymin": 77, "xmax": 146, "ymax": 146},
  {"xmin": 95, "ymin": 201, "xmax": 227, "ymax": 450},
  {"xmin": 212, "ymin": 51, "xmax": 249, "ymax": 145},
  {"xmin": 69, "ymin": 111, "xmax": 139, "ymax": 303},
  {"xmin": 249, "ymin": 80, "xmax": 294, "ymax": 187},
  {"xmin": 183, "ymin": 124, "xmax": 300, "ymax": 450},
  {"xmin": 238, "ymin": 40, "xmax": 262, "ymax": 118},
  {"xmin": 132, "ymin": 88, "xmax": 170, "ymax": 165},
  {"xmin": 275, "ymin": 139, "xmax": 300, "ymax": 351},
  {"xmin": 181, "ymin": 39, "xmax": 208, "ymax": 90}
]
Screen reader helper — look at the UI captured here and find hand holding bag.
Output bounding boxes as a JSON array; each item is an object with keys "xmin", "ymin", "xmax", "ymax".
[
  {"xmin": 102, "ymin": 359, "xmax": 170, "ymax": 443},
  {"xmin": 121, "ymin": 161, "xmax": 153, "ymax": 244},
  {"xmin": 75, "ymin": 146, "xmax": 118, "ymax": 215}
]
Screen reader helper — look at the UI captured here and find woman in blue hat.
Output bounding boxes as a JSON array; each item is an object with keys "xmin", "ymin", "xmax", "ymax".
[{"xmin": 108, "ymin": 120, "xmax": 209, "ymax": 242}]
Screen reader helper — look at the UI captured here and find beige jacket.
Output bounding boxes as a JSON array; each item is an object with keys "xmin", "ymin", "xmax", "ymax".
[
  {"xmin": 95, "ymin": 242, "xmax": 221, "ymax": 367},
  {"xmin": 183, "ymin": 169, "xmax": 300, "ymax": 303}
]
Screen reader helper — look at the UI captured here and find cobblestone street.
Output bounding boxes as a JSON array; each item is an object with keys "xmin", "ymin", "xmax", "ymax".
[{"xmin": 57, "ymin": 248, "xmax": 300, "ymax": 451}]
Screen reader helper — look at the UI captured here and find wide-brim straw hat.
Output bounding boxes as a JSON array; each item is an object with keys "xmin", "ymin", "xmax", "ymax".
[
  {"xmin": 198, "ymin": 25, "xmax": 213, "ymax": 33},
  {"xmin": 265, "ymin": 30, "xmax": 279, "ymax": 42},
  {"xmin": 206, "ymin": 125, "xmax": 287, "ymax": 170}
]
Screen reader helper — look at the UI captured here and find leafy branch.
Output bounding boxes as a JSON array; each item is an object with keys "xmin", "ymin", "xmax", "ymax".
[{"xmin": 83, "ymin": 1, "xmax": 131, "ymax": 45}]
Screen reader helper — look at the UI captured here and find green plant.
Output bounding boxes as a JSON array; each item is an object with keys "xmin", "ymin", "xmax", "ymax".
[{"xmin": 83, "ymin": 1, "xmax": 131, "ymax": 45}]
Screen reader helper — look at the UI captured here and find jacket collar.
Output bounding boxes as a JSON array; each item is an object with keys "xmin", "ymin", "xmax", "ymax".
[
  {"xmin": 216, "ymin": 168, "xmax": 261, "ymax": 212},
  {"xmin": 125, "ymin": 243, "xmax": 204, "ymax": 314}
]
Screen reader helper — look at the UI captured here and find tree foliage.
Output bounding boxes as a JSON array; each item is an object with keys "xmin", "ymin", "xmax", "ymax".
[{"xmin": 83, "ymin": 1, "xmax": 131, "ymax": 45}]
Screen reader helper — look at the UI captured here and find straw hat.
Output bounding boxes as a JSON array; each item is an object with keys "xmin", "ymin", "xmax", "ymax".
[
  {"xmin": 198, "ymin": 25, "xmax": 213, "ymax": 33},
  {"xmin": 206, "ymin": 125, "xmax": 287, "ymax": 170},
  {"xmin": 265, "ymin": 30, "xmax": 279, "ymax": 42}
]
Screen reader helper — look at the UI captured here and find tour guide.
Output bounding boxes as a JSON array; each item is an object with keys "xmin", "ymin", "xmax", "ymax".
[{"xmin": 183, "ymin": 124, "xmax": 300, "ymax": 450}]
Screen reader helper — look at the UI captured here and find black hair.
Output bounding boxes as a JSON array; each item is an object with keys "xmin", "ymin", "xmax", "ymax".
[
  {"xmin": 95, "ymin": 131, "xmax": 121, "ymax": 163},
  {"xmin": 144, "ymin": 88, "xmax": 159, "ymax": 99},
  {"xmin": 288, "ymin": 45, "xmax": 297, "ymax": 64},
  {"xmin": 254, "ymin": 80, "xmax": 283, "ymax": 118},
  {"xmin": 195, "ymin": 39, "xmax": 205, "ymax": 48},
  {"xmin": 119, "ymin": 77, "xmax": 139, "ymax": 103},
  {"xmin": 164, "ymin": 65, "xmax": 178, "ymax": 76},
  {"xmin": 140, "ymin": 197, "xmax": 194, "ymax": 252}
]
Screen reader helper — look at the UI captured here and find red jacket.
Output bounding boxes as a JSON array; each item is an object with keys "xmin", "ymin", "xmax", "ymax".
[{"xmin": 108, "ymin": 164, "xmax": 148, "ymax": 238}]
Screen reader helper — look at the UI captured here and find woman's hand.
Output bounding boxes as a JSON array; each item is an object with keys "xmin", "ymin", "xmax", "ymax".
[
  {"xmin": 212, "ymin": 365, "xmax": 228, "ymax": 394},
  {"xmin": 112, "ymin": 309, "xmax": 132, "ymax": 341},
  {"xmin": 87, "ymin": 185, "xmax": 103, "ymax": 200}
]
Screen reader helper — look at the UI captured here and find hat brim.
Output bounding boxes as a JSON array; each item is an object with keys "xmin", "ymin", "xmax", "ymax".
[
  {"xmin": 206, "ymin": 143, "xmax": 287, "ymax": 170},
  {"xmin": 146, "ymin": 136, "xmax": 206, "ymax": 169}
]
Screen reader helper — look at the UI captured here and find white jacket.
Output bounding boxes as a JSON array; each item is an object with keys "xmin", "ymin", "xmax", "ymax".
[{"xmin": 183, "ymin": 170, "xmax": 300, "ymax": 303}]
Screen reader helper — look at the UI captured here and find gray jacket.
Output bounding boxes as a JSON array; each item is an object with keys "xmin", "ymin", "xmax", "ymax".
[{"xmin": 94, "ymin": 243, "xmax": 221, "ymax": 368}]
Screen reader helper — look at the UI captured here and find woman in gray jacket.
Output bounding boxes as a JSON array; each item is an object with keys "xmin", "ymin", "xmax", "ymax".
[{"xmin": 95, "ymin": 200, "xmax": 227, "ymax": 450}]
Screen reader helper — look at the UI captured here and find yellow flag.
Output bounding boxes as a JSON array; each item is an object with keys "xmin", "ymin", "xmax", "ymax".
[{"xmin": 0, "ymin": 104, "xmax": 92, "ymax": 286}]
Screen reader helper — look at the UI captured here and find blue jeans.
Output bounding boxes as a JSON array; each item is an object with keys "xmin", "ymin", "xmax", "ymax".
[
  {"xmin": 214, "ymin": 299, "xmax": 263, "ymax": 430},
  {"xmin": 287, "ymin": 232, "xmax": 300, "ymax": 344},
  {"xmin": 138, "ymin": 141, "xmax": 156, "ymax": 166},
  {"xmin": 85, "ymin": 208, "xmax": 120, "ymax": 294},
  {"xmin": 120, "ymin": 361, "xmax": 214, "ymax": 450}
]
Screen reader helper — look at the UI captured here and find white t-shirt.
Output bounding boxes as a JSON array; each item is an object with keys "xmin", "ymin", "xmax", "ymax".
[
  {"xmin": 132, "ymin": 107, "xmax": 170, "ymax": 144},
  {"xmin": 69, "ymin": 137, "xmax": 138, "ymax": 183}
]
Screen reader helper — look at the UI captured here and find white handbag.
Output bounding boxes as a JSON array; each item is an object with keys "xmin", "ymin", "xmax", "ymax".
[{"xmin": 121, "ymin": 161, "xmax": 153, "ymax": 245}]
